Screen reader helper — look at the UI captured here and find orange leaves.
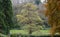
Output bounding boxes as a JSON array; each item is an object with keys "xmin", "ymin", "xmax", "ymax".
[
  {"xmin": 44, "ymin": 3, "xmax": 48, "ymax": 8},
  {"xmin": 44, "ymin": 10, "xmax": 49, "ymax": 17},
  {"xmin": 57, "ymin": 1, "xmax": 60, "ymax": 10},
  {"xmin": 45, "ymin": 0, "xmax": 60, "ymax": 36}
]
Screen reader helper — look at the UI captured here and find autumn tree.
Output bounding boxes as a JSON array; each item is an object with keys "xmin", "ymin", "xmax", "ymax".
[
  {"xmin": 16, "ymin": 3, "xmax": 44, "ymax": 34},
  {"xmin": 45, "ymin": 0, "xmax": 60, "ymax": 37}
]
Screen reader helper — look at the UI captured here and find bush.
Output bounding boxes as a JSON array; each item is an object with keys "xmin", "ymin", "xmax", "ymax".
[{"xmin": 0, "ymin": 33, "xmax": 7, "ymax": 37}]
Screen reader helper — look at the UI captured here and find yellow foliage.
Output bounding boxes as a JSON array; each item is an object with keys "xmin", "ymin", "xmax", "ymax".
[
  {"xmin": 23, "ymin": 3, "xmax": 37, "ymax": 10},
  {"xmin": 16, "ymin": 3, "xmax": 43, "ymax": 32},
  {"xmin": 16, "ymin": 15, "xmax": 29, "ymax": 23}
]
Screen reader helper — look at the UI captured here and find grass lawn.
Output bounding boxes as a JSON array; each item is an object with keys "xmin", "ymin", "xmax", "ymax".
[
  {"xmin": 10, "ymin": 30, "xmax": 50, "ymax": 36},
  {"xmin": 32, "ymin": 30, "xmax": 50, "ymax": 36},
  {"xmin": 10, "ymin": 30, "xmax": 29, "ymax": 35}
]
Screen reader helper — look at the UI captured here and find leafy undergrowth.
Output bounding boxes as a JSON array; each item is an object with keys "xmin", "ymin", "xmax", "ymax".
[{"xmin": 0, "ymin": 33, "xmax": 7, "ymax": 37}]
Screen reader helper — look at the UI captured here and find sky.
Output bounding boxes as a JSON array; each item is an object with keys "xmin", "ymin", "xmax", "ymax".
[
  {"xmin": 41, "ymin": 0, "xmax": 45, "ymax": 3},
  {"xmin": 11, "ymin": 0, "xmax": 45, "ymax": 5},
  {"xmin": 19, "ymin": 0, "xmax": 45, "ymax": 3}
]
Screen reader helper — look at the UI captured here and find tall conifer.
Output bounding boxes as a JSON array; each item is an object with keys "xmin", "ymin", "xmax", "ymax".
[{"xmin": 0, "ymin": 0, "xmax": 14, "ymax": 34}]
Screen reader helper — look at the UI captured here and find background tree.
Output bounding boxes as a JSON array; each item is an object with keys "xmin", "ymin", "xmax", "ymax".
[
  {"xmin": 0, "ymin": 0, "xmax": 15, "ymax": 35},
  {"xmin": 45, "ymin": 0, "xmax": 60, "ymax": 37},
  {"xmin": 16, "ymin": 3, "xmax": 44, "ymax": 34},
  {"xmin": 35, "ymin": 0, "xmax": 41, "ymax": 5}
]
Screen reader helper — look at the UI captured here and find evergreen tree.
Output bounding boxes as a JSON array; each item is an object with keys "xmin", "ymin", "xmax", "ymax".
[
  {"xmin": 0, "ymin": 0, "xmax": 14, "ymax": 34},
  {"xmin": 35, "ymin": 0, "xmax": 41, "ymax": 5}
]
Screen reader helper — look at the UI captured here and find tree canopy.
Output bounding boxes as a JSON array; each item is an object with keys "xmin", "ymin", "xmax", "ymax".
[{"xmin": 16, "ymin": 3, "xmax": 44, "ymax": 34}]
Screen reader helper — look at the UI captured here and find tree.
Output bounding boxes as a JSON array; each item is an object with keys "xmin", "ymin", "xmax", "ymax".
[
  {"xmin": 45, "ymin": 0, "xmax": 60, "ymax": 37},
  {"xmin": 16, "ymin": 3, "xmax": 44, "ymax": 34},
  {"xmin": 35, "ymin": 0, "xmax": 41, "ymax": 5},
  {"xmin": 0, "ymin": 0, "xmax": 14, "ymax": 34}
]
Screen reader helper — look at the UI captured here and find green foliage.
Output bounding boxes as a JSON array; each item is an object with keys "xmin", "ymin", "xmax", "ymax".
[
  {"xmin": 35, "ymin": 0, "xmax": 41, "ymax": 5},
  {"xmin": 22, "ymin": 24, "xmax": 43, "ymax": 32},
  {"xmin": 0, "ymin": 0, "xmax": 14, "ymax": 34},
  {"xmin": 0, "ymin": 33, "xmax": 7, "ymax": 37},
  {"xmin": 16, "ymin": 3, "xmax": 44, "ymax": 34},
  {"xmin": 16, "ymin": 3, "xmax": 43, "ymax": 24}
]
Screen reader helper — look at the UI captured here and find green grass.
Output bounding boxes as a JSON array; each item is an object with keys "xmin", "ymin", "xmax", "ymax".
[
  {"xmin": 10, "ymin": 30, "xmax": 29, "ymax": 35},
  {"xmin": 32, "ymin": 30, "xmax": 50, "ymax": 36},
  {"xmin": 0, "ymin": 33, "xmax": 7, "ymax": 37},
  {"xmin": 10, "ymin": 30, "xmax": 50, "ymax": 36}
]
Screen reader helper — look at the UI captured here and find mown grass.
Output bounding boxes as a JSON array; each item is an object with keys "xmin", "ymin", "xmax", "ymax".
[
  {"xmin": 10, "ymin": 30, "xmax": 29, "ymax": 35},
  {"xmin": 10, "ymin": 30, "xmax": 50, "ymax": 36},
  {"xmin": 32, "ymin": 30, "xmax": 50, "ymax": 36}
]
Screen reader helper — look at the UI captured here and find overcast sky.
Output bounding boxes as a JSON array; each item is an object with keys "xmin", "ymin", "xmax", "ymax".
[
  {"xmin": 41, "ymin": 0, "xmax": 45, "ymax": 3},
  {"xmin": 19, "ymin": 0, "xmax": 45, "ymax": 3},
  {"xmin": 11, "ymin": 0, "xmax": 45, "ymax": 5}
]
